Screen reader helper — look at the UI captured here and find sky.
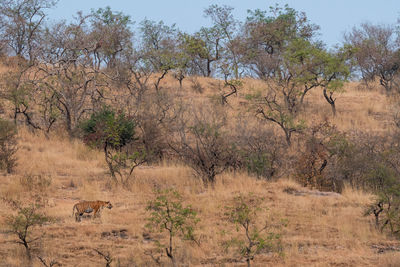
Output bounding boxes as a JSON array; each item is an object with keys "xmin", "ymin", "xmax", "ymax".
[{"xmin": 48, "ymin": 0, "xmax": 400, "ymax": 48}]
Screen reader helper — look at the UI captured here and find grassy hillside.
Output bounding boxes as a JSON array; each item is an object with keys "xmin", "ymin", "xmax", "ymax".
[{"xmin": 0, "ymin": 76, "xmax": 400, "ymax": 266}]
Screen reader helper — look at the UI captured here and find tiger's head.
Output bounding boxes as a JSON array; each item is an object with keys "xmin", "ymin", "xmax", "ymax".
[{"xmin": 105, "ymin": 201, "xmax": 113, "ymax": 209}]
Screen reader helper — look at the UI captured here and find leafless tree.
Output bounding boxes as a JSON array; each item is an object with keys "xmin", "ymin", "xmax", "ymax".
[
  {"xmin": 0, "ymin": 0, "xmax": 58, "ymax": 63},
  {"xmin": 169, "ymin": 103, "xmax": 236, "ymax": 185},
  {"xmin": 36, "ymin": 16, "xmax": 99, "ymax": 135},
  {"xmin": 344, "ymin": 23, "xmax": 400, "ymax": 93}
]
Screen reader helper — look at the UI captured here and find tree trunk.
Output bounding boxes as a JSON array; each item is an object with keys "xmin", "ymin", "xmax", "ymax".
[
  {"xmin": 207, "ymin": 59, "xmax": 211, "ymax": 77},
  {"xmin": 323, "ymin": 88, "xmax": 336, "ymax": 116},
  {"xmin": 23, "ymin": 241, "xmax": 32, "ymax": 266},
  {"xmin": 104, "ymin": 144, "xmax": 116, "ymax": 181},
  {"xmin": 284, "ymin": 129, "xmax": 292, "ymax": 147}
]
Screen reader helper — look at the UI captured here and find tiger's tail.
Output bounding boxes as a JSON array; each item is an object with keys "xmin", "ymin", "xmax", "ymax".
[{"xmin": 72, "ymin": 204, "xmax": 77, "ymax": 217}]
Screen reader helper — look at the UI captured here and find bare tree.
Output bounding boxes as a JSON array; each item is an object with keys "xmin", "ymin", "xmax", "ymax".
[
  {"xmin": 36, "ymin": 16, "xmax": 99, "ymax": 136},
  {"xmin": 0, "ymin": 0, "xmax": 58, "ymax": 63},
  {"xmin": 344, "ymin": 23, "xmax": 400, "ymax": 93},
  {"xmin": 169, "ymin": 103, "xmax": 236, "ymax": 185}
]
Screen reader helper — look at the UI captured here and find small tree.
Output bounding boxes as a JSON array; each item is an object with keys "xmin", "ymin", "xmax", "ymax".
[
  {"xmin": 0, "ymin": 118, "xmax": 18, "ymax": 173},
  {"xmin": 224, "ymin": 194, "xmax": 284, "ymax": 267},
  {"xmin": 169, "ymin": 104, "xmax": 237, "ymax": 186},
  {"xmin": 146, "ymin": 189, "xmax": 199, "ymax": 266},
  {"xmin": 5, "ymin": 204, "xmax": 49, "ymax": 262},
  {"xmin": 234, "ymin": 121, "xmax": 282, "ymax": 180},
  {"xmin": 139, "ymin": 19, "xmax": 180, "ymax": 91},
  {"xmin": 344, "ymin": 23, "xmax": 400, "ymax": 93},
  {"xmin": 89, "ymin": 6, "xmax": 133, "ymax": 70},
  {"xmin": 0, "ymin": 0, "xmax": 58, "ymax": 63},
  {"xmin": 81, "ymin": 107, "xmax": 146, "ymax": 184},
  {"xmin": 204, "ymin": 4, "xmax": 241, "ymax": 78},
  {"xmin": 295, "ymin": 121, "xmax": 350, "ymax": 193},
  {"xmin": 365, "ymin": 165, "xmax": 400, "ymax": 236}
]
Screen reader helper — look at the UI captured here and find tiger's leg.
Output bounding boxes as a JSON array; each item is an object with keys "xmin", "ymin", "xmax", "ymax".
[
  {"xmin": 93, "ymin": 208, "xmax": 100, "ymax": 219},
  {"xmin": 75, "ymin": 212, "xmax": 82, "ymax": 222}
]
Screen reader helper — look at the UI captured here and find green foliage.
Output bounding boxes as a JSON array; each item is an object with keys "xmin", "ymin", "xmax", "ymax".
[
  {"xmin": 224, "ymin": 194, "xmax": 284, "ymax": 266},
  {"xmin": 6, "ymin": 204, "xmax": 50, "ymax": 260},
  {"xmin": 80, "ymin": 107, "xmax": 146, "ymax": 183},
  {"xmin": 245, "ymin": 3, "xmax": 319, "ymax": 58},
  {"xmin": 7, "ymin": 206, "xmax": 49, "ymax": 236},
  {"xmin": 139, "ymin": 19, "xmax": 180, "ymax": 73},
  {"xmin": 365, "ymin": 164, "xmax": 400, "ymax": 237},
  {"xmin": 89, "ymin": 6, "xmax": 133, "ymax": 68},
  {"xmin": 81, "ymin": 106, "xmax": 135, "ymax": 149},
  {"xmin": 91, "ymin": 6, "xmax": 131, "ymax": 26},
  {"xmin": 146, "ymin": 189, "xmax": 199, "ymax": 264},
  {"xmin": 244, "ymin": 152, "xmax": 274, "ymax": 179},
  {"xmin": 179, "ymin": 33, "xmax": 209, "ymax": 60},
  {"xmin": 0, "ymin": 118, "xmax": 17, "ymax": 173}
]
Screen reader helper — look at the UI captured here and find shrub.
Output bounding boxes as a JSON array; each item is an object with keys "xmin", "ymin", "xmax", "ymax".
[
  {"xmin": 19, "ymin": 173, "xmax": 52, "ymax": 192},
  {"xmin": 295, "ymin": 121, "xmax": 349, "ymax": 192},
  {"xmin": 81, "ymin": 106, "xmax": 135, "ymax": 150},
  {"xmin": 169, "ymin": 104, "xmax": 237, "ymax": 186},
  {"xmin": 80, "ymin": 107, "xmax": 146, "ymax": 184},
  {"xmin": 0, "ymin": 118, "xmax": 18, "ymax": 173},
  {"xmin": 234, "ymin": 121, "xmax": 282, "ymax": 180},
  {"xmin": 5, "ymin": 204, "xmax": 50, "ymax": 261},
  {"xmin": 146, "ymin": 189, "xmax": 199, "ymax": 266},
  {"xmin": 224, "ymin": 194, "xmax": 285, "ymax": 267},
  {"xmin": 365, "ymin": 164, "xmax": 400, "ymax": 237}
]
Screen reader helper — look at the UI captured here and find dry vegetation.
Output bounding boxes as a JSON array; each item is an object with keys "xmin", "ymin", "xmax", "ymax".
[
  {"xmin": 1, "ymin": 1, "xmax": 400, "ymax": 266},
  {"xmin": 0, "ymin": 76, "xmax": 399, "ymax": 267}
]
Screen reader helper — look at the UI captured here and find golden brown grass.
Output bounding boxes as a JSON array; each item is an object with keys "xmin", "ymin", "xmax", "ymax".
[
  {"xmin": 0, "ymin": 75, "xmax": 399, "ymax": 266},
  {"xmin": 0, "ymin": 128, "xmax": 398, "ymax": 266}
]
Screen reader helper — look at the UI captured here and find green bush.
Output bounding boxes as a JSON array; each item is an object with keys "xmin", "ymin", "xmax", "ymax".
[
  {"xmin": 80, "ymin": 106, "xmax": 135, "ymax": 149},
  {"xmin": 365, "ymin": 164, "xmax": 400, "ymax": 237},
  {"xmin": 6, "ymin": 204, "xmax": 50, "ymax": 261},
  {"xmin": 146, "ymin": 189, "xmax": 199, "ymax": 266},
  {"xmin": 224, "ymin": 194, "xmax": 285, "ymax": 267},
  {"xmin": 80, "ymin": 107, "xmax": 146, "ymax": 183}
]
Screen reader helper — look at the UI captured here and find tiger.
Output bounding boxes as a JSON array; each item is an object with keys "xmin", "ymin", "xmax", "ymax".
[{"xmin": 72, "ymin": 200, "xmax": 113, "ymax": 222}]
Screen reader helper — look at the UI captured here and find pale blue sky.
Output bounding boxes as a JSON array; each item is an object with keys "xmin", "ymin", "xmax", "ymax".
[{"xmin": 48, "ymin": 0, "xmax": 400, "ymax": 47}]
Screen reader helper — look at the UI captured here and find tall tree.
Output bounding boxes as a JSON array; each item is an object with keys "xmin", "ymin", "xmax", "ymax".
[
  {"xmin": 344, "ymin": 23, "xmax": 400, "ymax": 93},
  {"xmin": 89, "ymin": 6, "xmax": 133, "ymax": 69},
  {"xmin": 204, "ymin": 4, "xmax": 241, "ymax": 78},
  {"xmin": 36, "ymin": 14, "xmax": 99, "ymax": 136},
  {"xmin": 0, "ymin": 0, "xmax": 58, "ymax": 63},
  {"xmin": 242, "ymin": 4, "xmax": 319, "ymax": 80}
]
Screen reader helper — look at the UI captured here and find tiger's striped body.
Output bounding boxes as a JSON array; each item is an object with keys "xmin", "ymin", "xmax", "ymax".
[{"xmin": 72, "ymin": 200, "xmax": 112, "ymax": 222}]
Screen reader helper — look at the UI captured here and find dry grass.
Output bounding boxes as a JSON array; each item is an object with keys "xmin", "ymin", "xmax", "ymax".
[
  {"xmin": 167, "ymin": 76, "xmax": 395, "ymax": 134},
  {"xmin": 0, "ymin": 129, "xmax": 398, "ymax": 266},
  {"xmin": 0, "ymin": 76, "xmax": 399, "ymax": 266}
]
